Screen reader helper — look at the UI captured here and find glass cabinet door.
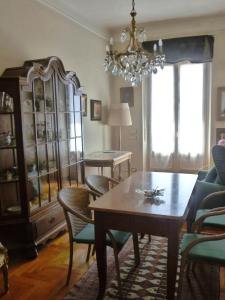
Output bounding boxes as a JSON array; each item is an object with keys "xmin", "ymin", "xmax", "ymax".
[
  {"xmin": 0, "ymin": 92, "xmax": 21, "ymax": 216},
  {"xmin": 22, "ymin": 78, "xmax": 60, "ymax": 213},
  {"xmin": 57, "ymin": 80, "xmax": 83, "ymax": 188}
]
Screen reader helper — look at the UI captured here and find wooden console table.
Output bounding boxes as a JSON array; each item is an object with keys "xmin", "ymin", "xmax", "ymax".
[{"xmin": 83, "ymin": 151, "xmax": 132, "ymax": 179}]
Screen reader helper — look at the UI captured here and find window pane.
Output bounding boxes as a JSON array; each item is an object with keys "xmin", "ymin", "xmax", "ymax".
[
  {"xmin": 151, "ymin": 66, "xmax": 175, "ymax": 155},
  {"xmin": 179, "ymin": 64, "xmax": 204, "ymax": 156}
]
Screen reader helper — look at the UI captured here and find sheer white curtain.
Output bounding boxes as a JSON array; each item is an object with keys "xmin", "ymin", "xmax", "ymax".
[{"xmin": 142, "ymin": 62, "xmax": 211, "ymax": 173}]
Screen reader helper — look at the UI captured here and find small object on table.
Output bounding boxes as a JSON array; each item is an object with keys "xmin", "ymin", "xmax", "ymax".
[{"xmin": 136, "ymin": 188, "xmax": 165, "ymax": 205}]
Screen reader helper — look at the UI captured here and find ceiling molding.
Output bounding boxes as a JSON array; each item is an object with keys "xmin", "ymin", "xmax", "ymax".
[{"xmin": 35, "ymin": 0, "xmax": 109, "ymax": 40}]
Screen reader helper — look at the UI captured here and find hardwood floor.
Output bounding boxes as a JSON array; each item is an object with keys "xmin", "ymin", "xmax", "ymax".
[
  {"xmin": 0, "ymin": 232, "xmax": 225, "ymax": 300},
  {"xmin": 0, "ymin": 233, "xmax": 95, "ymax": 300}
]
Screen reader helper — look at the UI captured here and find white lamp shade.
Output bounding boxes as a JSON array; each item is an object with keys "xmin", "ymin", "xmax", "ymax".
[{"xmin": 108, "ymin": 103, "xmax": 132, "ymax": 126}]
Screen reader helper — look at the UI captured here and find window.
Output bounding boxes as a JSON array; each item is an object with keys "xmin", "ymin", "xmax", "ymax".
[{"xmin": 148, "ymin": 62, "xmax": 210, "ymax": 172}]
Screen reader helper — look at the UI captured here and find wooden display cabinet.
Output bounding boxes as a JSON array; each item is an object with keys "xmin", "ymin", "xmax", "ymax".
[{"xmin": 0, "ymin": 57, "xmax": 84, "ymax": 257}]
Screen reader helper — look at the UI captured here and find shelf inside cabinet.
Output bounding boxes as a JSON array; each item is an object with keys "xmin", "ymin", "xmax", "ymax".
[
  {"xmin": 0, "ymin": 144, "xmax": 17, "ymax": 150},
  {"xmin": 28, "ymin": 167, "xmax": 58, "ymax": 179},
  {"xmin": 0, "ymin": 111, "xmax": 14, "ymax": 115},
  {"xmin": 0, "ymin": 177, "xmax": 19, "ymax": 184}
]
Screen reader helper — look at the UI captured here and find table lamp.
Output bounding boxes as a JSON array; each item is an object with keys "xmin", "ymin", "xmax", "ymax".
[{"xmin": 108, "ymin": 103, "xmax": 132, "ymax": 150}]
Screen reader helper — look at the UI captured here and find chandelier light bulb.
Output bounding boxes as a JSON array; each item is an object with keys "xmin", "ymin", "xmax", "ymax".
[
  {"xmin": 103, "ymin": 0, "xmax": 166, "ymax": 86},
  {"xmin": 109, "ymin": 37, "xmax": 114, "ymax": 46},
  {"xmin": 106, "ymin": 44, "xmax": 110, "ymax": 52}
]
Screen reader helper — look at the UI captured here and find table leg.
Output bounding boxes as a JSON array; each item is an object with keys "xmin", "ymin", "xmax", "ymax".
[
  {"xmin": 95, "ymin": 213, "xmax": 107, "ymax": 300},
  {"xmin": 118, "ymin": 164, "xmax": 121, "ymax": 180},
  {"xmin": 111, "ymin": 166, "xmax": 115, "ymax": 179},
  {"xmin": 167, "ymin": 228, "xmax": 180, "ymax": 300},
  {"xmin": 128, "ymin": 159, "xmax": 131, "ymax": 176}
]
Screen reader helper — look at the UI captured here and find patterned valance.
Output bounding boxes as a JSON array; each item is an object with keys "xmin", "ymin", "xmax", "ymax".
[{"xmin": 142, "ymin": 35, "xmax": 214, "ymax": 64}]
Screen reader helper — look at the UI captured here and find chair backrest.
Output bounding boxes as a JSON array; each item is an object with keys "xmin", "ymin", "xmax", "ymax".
[
  {"xmin": 212, "ymin": 145, "xmax": 225, "ymax": 185},
  {"xmin": 58, "ymin": 188, "xmax": 92, "ymax": 238},
  {"xmin": 85, "ymin": 175, "xmax": 117, "ymax": 195}
]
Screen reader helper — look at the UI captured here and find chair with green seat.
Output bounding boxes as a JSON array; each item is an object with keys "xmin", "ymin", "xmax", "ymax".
[
  {"xmin": 193, "ymin": 191, "xmax": 225, "ymax": 231},
  {"xmin": 85, "ymin": 174, "xmax": 150, "ymax": 242},
  {"xmin": 58, "ymin": 187, "xmax": 139, "ymax": 289},
  {"xmin": 177, "ymin": 210, "xmax": 225, "ymax": 299},
  {"xmin": 187, "ymin": 145, "xmax": 225, "ymax": 231},
  {"xmin": 85, "ymin": 174, "xmax": 119, "ymax": 196}
]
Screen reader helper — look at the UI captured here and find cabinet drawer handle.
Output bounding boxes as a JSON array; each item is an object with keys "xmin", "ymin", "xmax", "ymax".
[{"xmin": 49, "ymin": 217, "xmax": 55, "ymax": 224}]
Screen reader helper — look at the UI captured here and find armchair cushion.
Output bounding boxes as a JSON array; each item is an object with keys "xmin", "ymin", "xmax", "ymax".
[
  {"xmin": 196, "ymin": 209, "xmax": 225, "ymax": 228},
  {"xmin": 212, "ymin": 145, "xmax": 225, "ymax": 185},
  {"xmin": 204, "ymin": 167, "xmax": 218, "ymax": 183},
  {"xmin": 181, "ymin": 233, "xmax": 225, "ymax": 264}
]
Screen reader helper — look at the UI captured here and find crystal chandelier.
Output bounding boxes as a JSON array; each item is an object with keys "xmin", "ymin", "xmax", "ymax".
[{"xmin": 104, "ymin": 0, "xmax": 166, "ymax": 86}]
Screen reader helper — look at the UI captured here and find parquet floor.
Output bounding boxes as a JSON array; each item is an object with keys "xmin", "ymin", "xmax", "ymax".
[
  {"xmin": 0, "ymin": 232, "xmax": 225, "ymax": 300},
  {"xmin": 0, "ymin": 233, "xmax": 95, "ymax": 300}
]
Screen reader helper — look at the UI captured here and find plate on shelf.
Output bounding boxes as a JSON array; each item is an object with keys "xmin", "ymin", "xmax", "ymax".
[{"xmin": 6, "ymin": 205, "xmax": 21, "ymax": 213}]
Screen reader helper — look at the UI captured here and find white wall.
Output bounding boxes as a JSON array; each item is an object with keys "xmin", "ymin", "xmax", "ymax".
[
  {"xmin": 0, "ymin": 0, "xmax": 112, "ymax": 155},
  {"xmin": 111, "ymin": 14, "xmax": 225, "ymax": 171}
]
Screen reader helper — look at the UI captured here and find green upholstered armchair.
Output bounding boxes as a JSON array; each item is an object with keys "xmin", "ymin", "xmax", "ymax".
[{"xmin": 187, "ymin": 145, "xmax": 225, "ymax": 231}]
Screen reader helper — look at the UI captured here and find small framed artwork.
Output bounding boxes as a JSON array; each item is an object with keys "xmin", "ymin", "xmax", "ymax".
[
  {"xmin": 216, "ymin": 128, "xmax": 225, "ymax": 145},
  {"xmin": 90, "ymin": 100, "xmax": 102, "ymax": 121},
  {"xmin": 120, "ymin": 87, "xmax": 134, "ymax": 107},
  {"xmin": 81, "ymin": 94, "xmax": 87, "ymax": 116},
  {"xmin": 217, "ymin": 87, "xmax": 225, "ymax": 120}
]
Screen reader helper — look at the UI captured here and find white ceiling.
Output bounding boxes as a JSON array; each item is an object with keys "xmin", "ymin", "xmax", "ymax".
[{"xmin": 37, "ymin": 0, "xmax": 225, "ymax": 38}]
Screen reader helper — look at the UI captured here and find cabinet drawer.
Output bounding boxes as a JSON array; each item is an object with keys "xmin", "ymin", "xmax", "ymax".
[{"xmin": 35, "ymin": 206, "xmax": 65, "ymax": 238}]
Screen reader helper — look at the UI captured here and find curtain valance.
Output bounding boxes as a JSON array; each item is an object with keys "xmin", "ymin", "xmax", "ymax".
[{"xmin": 142, "ymin": 35, "xmax": 214, "ymax": 64}]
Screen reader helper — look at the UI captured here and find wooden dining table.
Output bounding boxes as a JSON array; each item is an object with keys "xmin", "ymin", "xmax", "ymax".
[{"xmin": 89, "ymin": 171, "xmax": 197, "ymax": 300}]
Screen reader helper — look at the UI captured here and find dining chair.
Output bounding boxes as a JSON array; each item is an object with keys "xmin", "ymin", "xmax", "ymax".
[
  {"xmin": 85, "ymin": 174, "xmax": 119, "ymax": 196},
  {"xmin": 177, "ymin": 209, "xmax": 225, "ymax": 299},
  {"xmin": 86, "ymin": 174, "xmax": 151, "ymax": 244},
  {"xmin": 58, "ymin": 187, "xmax": 139, "ymax": 289},
  {"xmin": 0, "ymin": 242, "xmax": 8, "ymax": 294}
]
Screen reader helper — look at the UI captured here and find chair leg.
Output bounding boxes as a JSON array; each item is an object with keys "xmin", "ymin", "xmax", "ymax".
[
  {"xmin": 140, "ymin": 233, "xmax": 145, "ymax": 239},
  {"xmin": 112, "ymin": 245, "xmax": 122, "ymax": 298},
  {"xmin": 92, "ymin": 244, "xmax": 96, "ymax": 257},
  {"xmin": 176, "ymin": 258, "xmax": 187, "ymax": 300},
  {"xmin": 86, "ymin": 244, "xmax": 92, "ymax": 262},
  {"xmin": 106, "ymin": 230, "xmax": 122, "ymax": 297},
  {"xmin": 132, "ymin": 233, "xmax": 140, "ymax": 266},
  {"xmin": 139, "ymin": 233, "xmax": 151, "ymax": 243},
  {"xmin": 66, "ymin": 241, "xmax": 74, "ymax": 285},
  {"xmin": 2, "ymin": 263, "xmax": 8, "ymax": 293}
]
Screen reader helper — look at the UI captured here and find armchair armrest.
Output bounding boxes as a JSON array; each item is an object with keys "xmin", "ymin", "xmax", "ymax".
[
  {"xmin": 181, "ymin": 232, "xmax": 225, "ymax": 262},
  {"xmin": 192, "ymin": 205, "xmax": 225, "ymax": 232},
  {"xmin": 199, "ymin": 189, "xmax": 225, "ymax": 209}
]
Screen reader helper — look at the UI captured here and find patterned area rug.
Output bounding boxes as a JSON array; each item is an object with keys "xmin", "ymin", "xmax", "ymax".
[{"xmin": 64, "ymin": 236, "xmax": 220, "ymax": 300}]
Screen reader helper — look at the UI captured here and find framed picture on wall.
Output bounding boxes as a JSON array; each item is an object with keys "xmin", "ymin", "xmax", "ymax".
[
  {"xmin": 216, "ymin": 128, "xmax": 225, "ymax": 145},
  {"xmin": 217, "ymin": 87, "xmax": 225, "ymax": 120},
  {"xmin": 81, "ymin": 94, "xmax": 87, "ymax": 116},
  {"xmin": 90, "ymin": 99, "xmax": 102, "ymax": 121}
]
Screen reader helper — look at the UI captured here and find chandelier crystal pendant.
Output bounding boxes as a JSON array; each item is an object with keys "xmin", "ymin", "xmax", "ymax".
[{"xmin": 104, "ymin": 0, "xmax": 166, "ymax": 86}]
